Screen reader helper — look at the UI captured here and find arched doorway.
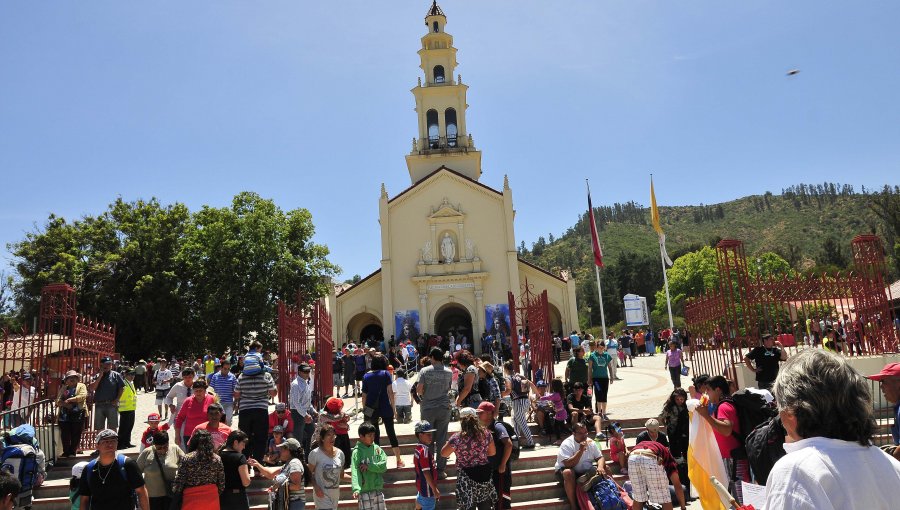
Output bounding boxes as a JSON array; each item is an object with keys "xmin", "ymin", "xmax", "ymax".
[
  {"xmin": 434, "ymin": 303, "xmax": 473, "ymax": 343},
  {"xmin": 548, "ymin": 303, "xmax": 563, "ymax": 336},
  {"xmin": 346, "ymin": 312, "xmax": 383, "ymax": 347}
]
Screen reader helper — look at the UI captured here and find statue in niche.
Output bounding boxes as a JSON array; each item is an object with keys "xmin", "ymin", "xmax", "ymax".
[
  {"xmin": 422, "ymin": 241, "xmax": 434, "ymax": 264},
  {"xmin": 465, "ymin": 239, "xmax": 476, "ymax": 260},
  {"xmin": 441, "ymin": 233, "xmax": 455, "ymax": 264}
]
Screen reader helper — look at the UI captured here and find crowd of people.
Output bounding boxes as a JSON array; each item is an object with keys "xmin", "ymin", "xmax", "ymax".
[{"xmin": 4, "ymin": 322, "xmax": 900, "ymax": 510}]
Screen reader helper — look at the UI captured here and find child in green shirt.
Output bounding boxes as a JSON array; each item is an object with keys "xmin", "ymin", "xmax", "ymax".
[{"xmin": 351, "ymin": 422, "xmax": 388, "ymax": 510}]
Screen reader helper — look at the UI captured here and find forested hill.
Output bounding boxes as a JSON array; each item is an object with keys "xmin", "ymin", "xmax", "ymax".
[{"xmin": 518, "ymin": 183, "xmax": 900, "ymax": 330}]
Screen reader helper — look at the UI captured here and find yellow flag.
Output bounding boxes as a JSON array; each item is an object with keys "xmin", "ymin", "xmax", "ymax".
[{"xmin": 650, "ymin": 177, "xmax": 663, "ymax": 235}]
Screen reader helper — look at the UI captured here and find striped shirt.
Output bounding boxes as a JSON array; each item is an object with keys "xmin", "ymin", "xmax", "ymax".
[
  {"xmin": 208, "ymin": 371, "xmax": 237, "ymax": 403},
  {"xmin": 413, "ymin": 443, "xmax": 436, "ymax": 497},
  {"xmin": 235, "ymin": 372, "xmax": 276, "ymax": 410}
]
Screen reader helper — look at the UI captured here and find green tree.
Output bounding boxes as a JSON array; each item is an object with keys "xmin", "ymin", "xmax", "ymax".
[
  {"xmin": 178, "ymin": 192, "xmax": 338, "ymax": 353},
  {"xmin": 654, "ymin": 246, "xmax": 719, "ymax": 317},
  {"xmin": 815, "ymin": 236, "xmax": 849, "ymax": 269}
]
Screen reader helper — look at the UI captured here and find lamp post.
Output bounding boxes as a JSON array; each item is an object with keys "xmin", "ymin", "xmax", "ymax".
[
  {"xmin": 587, "ymin": 306, "xmax": 593, "ymax": 329},
  {"xmin": 237, "ymin": 318, "xmax": 243, "ymax": 347}
]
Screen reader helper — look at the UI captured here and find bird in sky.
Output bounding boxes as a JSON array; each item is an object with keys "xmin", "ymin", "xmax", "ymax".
[{"xmin": 786, "ymin": 69, "xmax": 800, "ymax": 76}]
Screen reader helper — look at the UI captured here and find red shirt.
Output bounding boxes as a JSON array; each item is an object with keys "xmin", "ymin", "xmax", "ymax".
[
  {"xmin": 174, "ymin": 395, "xmax": 216, "ymax": 436},
  {"xmin": 268, "ymin": 410, "xmax": 294, "ymax": 434},
  {"xmin": 713, "ymin": 401, "xmax": 741, "ymax": 459},
  {"xmin": 632, "ymin": 441, "xmax": 677, "ymax": 476},
  {"xmin": 191, "ymin": 421, "xmax": 232, "ymax": 449},
  {"xmin": 140, "ymin": 423, "xmax": 170, "ymax": 448}
]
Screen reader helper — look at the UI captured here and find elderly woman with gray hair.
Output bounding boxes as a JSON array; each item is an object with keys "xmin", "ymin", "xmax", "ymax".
[{"xmin": 764, "ymin": 349, "xmax": 900, "ymax": 509}]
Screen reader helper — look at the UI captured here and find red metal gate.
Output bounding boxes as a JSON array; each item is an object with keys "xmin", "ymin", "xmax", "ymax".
[
  {"xmin": 312, "ymin": 299, "xmax": 333, "ymax": 408},
  {"xmin": 277, "ymin": 296, "xmax": 334, "ymax": 409},
  {"xmin": 685, "ymin": 236, "xmax": 897, "ymax": 380},
  {"xmin": 508, "ymin": 279, "xmax": 554, "ymax": 381}
]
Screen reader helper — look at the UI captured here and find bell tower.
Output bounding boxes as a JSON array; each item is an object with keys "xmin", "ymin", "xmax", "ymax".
[{"xmin": 406, "ymin": 1, "xmax": 482, "ymax": 184}]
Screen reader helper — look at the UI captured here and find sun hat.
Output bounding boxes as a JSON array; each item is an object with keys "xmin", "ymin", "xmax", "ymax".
[{"xmin": 64, "ymin": 370, "xmax": 80, "ymax": 380}]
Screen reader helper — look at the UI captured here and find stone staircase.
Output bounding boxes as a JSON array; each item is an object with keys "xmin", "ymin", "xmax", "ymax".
[{"xmin": 33, "ymin": 414, "xmax": 896, "ymax": 510}]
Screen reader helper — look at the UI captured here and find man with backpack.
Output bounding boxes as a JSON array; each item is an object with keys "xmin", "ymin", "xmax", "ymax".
[
  {"xmin": 478, "ymin": 402, "xmax": 515, "ymax": 510},
  {"xmin": 78, "ymin": 429, "xmax": 149, "ymax": 510}
]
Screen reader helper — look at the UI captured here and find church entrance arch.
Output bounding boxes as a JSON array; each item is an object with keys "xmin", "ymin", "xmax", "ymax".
[
  {"xmin": 548, "ymin": 303, "xmax": 563, "ymax": 335},
  {"xmin": 346, "ymin": 312, "xmax": 383, "ymax": 346},
  {"xmin": 433, "ymin": 303, "xmax": 472, "ymax": 343}
]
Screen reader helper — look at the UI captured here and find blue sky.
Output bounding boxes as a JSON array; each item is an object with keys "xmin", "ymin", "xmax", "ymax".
[{"xmin": 1, "ymin": 1, "xmax": 898, "ymax": 280}]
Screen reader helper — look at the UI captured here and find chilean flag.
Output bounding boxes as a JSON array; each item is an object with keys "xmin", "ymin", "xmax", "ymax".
[{"xmin": 587, "ymin": 190, "xmax": 604, "ymax": 268}]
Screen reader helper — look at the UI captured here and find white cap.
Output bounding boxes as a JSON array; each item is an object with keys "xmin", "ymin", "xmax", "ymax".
[
  {"xmin": 72, "ymin": 461, "xmax": 89, "ymax": 479},
  {"xmin": 459, "ymin": 407, "xmax": 478, "ymax": 419}
]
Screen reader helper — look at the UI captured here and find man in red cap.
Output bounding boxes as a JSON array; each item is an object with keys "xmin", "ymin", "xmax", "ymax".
[
  {"xmin": 868, "ymin": 362, "xmax": 900, "ymax": 460},
  {"xmin": 477, "ymin": 402, "xmax": 513, "ymax": 509}
]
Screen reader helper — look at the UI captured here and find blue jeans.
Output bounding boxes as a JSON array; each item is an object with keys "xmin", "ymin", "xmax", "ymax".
[
  {"xmin": 417, "ymin": 495, "xmax": 436, "ymax": 510},
  {"xmin": 396, "ymin": 405, "xmax": 412, "ymax": 423}
]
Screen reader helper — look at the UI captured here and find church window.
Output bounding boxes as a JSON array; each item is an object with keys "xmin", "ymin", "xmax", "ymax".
[
  {"xmin": 445, "ymin": 108, "xmax": 458, "ymax": 147},
  {"xmin": 433, "ymin": 21, "xmax": 439, "ymax": 33},
  {"xmin": 427, "ymin": 109, "xmax": 440, "ymax": 148},
  {"xmin": 433, "ymin": 65, "xmax": 445, "ymax": 83}
]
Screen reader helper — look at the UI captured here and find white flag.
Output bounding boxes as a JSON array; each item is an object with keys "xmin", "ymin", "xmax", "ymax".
[{"xmin": 659, "ymin": 233, "xmax": 674, "ymax": 267}]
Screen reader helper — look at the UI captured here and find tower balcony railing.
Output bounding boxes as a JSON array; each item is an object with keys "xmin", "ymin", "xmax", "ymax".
[{"xmin": 413, "ymin": 134, "xmax": 475, "ymax": 154}]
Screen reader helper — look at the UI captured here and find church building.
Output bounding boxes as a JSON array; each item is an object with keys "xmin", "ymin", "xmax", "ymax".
[{"xmin": 330, "ymin": 3, "xmax": 578, "ymax": 351}]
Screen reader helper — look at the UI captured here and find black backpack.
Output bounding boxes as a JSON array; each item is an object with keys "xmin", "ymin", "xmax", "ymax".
[
  {"xmin": 492, "ymin": 420, "xmax": 520, "ymax": 466},
  {"xmin": 745, "ymin": 416, "xmax": 787, "ymax": 485},
  {"xmin": 719, "ymin": 389, "xmax": 777, "ymax": 459}
]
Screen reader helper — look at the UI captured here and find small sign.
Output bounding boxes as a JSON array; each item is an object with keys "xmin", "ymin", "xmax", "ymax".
[
  {"xmin": 427, "ymin": 282, "xmax": 475, "ymax": 290},
  {"xmin": 624, "ymin": 294, "xmax": 649, "ymax": 326}
]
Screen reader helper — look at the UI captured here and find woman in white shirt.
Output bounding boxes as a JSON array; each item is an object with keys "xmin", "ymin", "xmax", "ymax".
[{"xmin": 765, "ymin": 349, "xmax": 900, "ymax": 509}]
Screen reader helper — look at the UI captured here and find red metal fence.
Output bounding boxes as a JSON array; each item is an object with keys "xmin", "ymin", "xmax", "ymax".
[
  {"xmin": 0, "ymin": 283, "xmax": 116, "ymax": 451},
  {"xmin": 685, "ymin": 236, "xmax": 898, "ymax": 380},
  {"xmin": 509, "ymin": 279, "xmax": 554, "ymax": 381},
  {"xmin": 277, "ymin": 296, "xmax": 334, "ymax": 409}
]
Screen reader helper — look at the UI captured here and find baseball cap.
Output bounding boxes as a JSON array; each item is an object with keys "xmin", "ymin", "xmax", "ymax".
[
  {"xmin": 298, "ymin": 363, "xmax": 312, "ymax": 373},
  {"xmin": 21, "ymin": 373, "xmax": 32, "ymax": 380},
  {"xmin": 145, "ymin": 413, "xmax": 161, "ymax": 423},
  {"xmin": 536, "ymin": 380, "xmax": 548, "ymax": 388},
  {"xmin": 867, "ymin": 362, "xmax": 900, "ymax": 381},
  {"xmin": 275, "ymin": 402, "xmax": 287, "ymax": 411},
  {"xmin": 477, "ymin": 401, "xmax": 496, "ymax": 414},
  {"xmin": 325, "ymin": 397, "xmax": 343, "ymax": 414},
  {"xmin": 415, "ymin": 421, "xmax": 437, "ymax": 434},
  {"xmin": 273, "ymin": 425, "xmax": 285, "ymax": 434},
  {"xmin": 95, "ymin": 429, "xmax": 118, "ymax": 443},
  {"xmin": 277, "ymin": 438, "xmax": 302, "ymax": 451},
  {"xmin": 100, "ymin": 356, "xmax": 112, "ymax": 364},
  {"xmin": 72, "ymin": 461, "xmax": 89, "ymax": 479},
  {"xmin": 459, "ymin": 407, "xmax": 478, "ymax": 419}
]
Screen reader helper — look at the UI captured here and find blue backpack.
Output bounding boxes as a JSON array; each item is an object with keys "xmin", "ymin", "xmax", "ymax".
[
  {"xmin": 85, "ymin": 454, "xmax": 137, "ymax": 508},
  {"xmin": 1, "ymin": 444, "xmax": 40, "ymax": 503},
  {"xmin": 589, "ymin": 478, "xmax": 628, "ymax": 510},
  {"xmin": 242, "ymin": 351, "xmax": 264, "ymax": 375},
  {"xmin": 4, "ymin": 424, "xmax": 37, "ymax": 447}
]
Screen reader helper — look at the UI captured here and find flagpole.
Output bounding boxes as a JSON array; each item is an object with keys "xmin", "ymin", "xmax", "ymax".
[
  {"xmin": 659, "ymin": 234, "xmax": 674, "ymax": 330},
  {"xmin": 586, "ymin": 179, "xmax": 608, "ymax": 339},
  {"xmin": 594, "ymin": 264, "xmax": 608, "ymax": 339}
]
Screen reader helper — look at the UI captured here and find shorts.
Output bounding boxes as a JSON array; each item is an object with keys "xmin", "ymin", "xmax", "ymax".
[
  {"xmin": 416, "ymin": 494, "xmax": 436, "ymax": 510},
  {"xmin": 628, "ymin": 453, "xmax": 670, "ymax": 504},
  {"xmin": 155, "ymin": 388, "xmax": 169, "ymax": 405},
  {"xmin": 623, "ymin": 347, "xmax": 632, "ymax": 356},
  {"xmin": 592, "ymin": 378, "xmax": 609, "ymax": 403},
  {"xmin": 355, "ymin": 370, "xmax": 365, "ymax": 382},
  {"xmin": 358, "ymin": 491, "xmax": 386, "ymax": 510},
  {"xmin": 333, "ymin": 373, "xmax": 343, "ymax": 387}
]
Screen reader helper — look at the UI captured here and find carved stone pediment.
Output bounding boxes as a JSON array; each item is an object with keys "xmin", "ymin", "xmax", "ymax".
[{"xmin": 428, "ymin": 197, "xmax": 464, "ymax": 220}]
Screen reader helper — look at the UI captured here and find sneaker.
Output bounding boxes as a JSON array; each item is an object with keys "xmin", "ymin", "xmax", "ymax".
[
  {"xmin": 521, "ymin": 444, "xmax": 536, "ymax": 450},
  {"xmin": 437, "ymin": 470, "xmax": 449, "ymax": 480},
  {"xmin": 596, "ymin": 433, "xmax": 607, "ymax": 441}
]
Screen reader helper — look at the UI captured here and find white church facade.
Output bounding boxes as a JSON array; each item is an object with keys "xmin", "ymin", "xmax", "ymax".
[{"xmin": 329, "ymin": 3, "xmax": 578, "ymax": 351}]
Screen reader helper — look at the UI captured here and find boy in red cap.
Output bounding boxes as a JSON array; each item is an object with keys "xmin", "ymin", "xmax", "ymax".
[
  {"xmin": 140, "ymin": 413, "xmax": 170, "ymax": 449},
  {"xmin": 868, "ymin": 362, "xmax": 900, "ymax": 460},
  {"xmin": 319, "ymin": 397, "xmax": 352, "ymax": 467}
]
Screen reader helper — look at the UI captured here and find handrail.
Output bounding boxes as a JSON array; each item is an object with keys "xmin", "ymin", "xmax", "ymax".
[{"xmin": 0, "ymin": 398, "xmax": 58, "ymax": 461}]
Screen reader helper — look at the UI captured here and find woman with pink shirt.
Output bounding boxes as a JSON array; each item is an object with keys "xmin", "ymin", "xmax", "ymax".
[{"xmin": 175, "ymin": 379, "xmax": 216, "ymax": 448}]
